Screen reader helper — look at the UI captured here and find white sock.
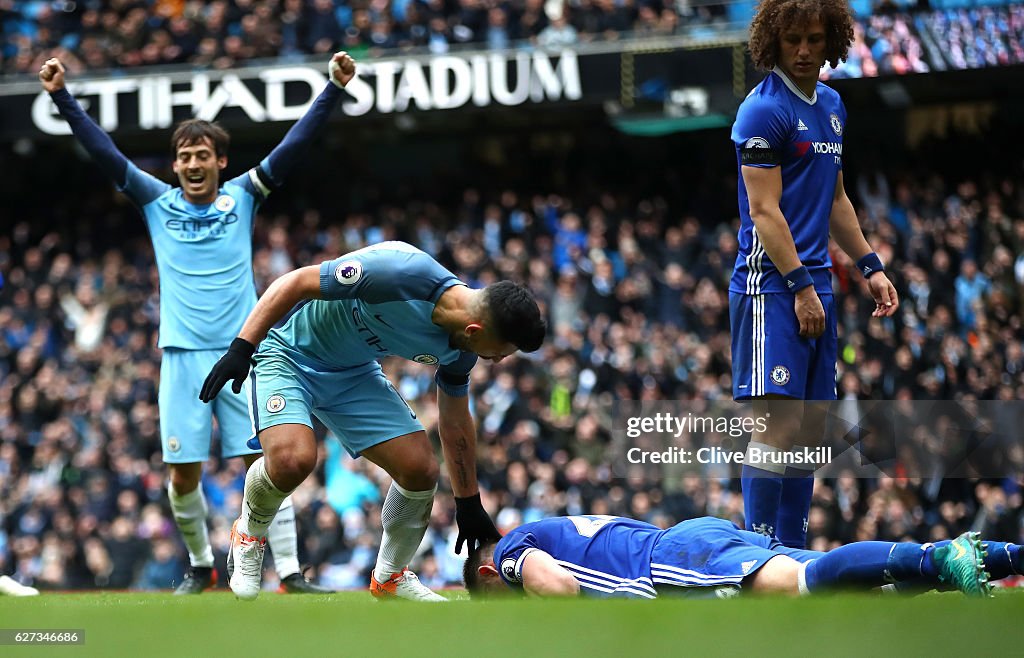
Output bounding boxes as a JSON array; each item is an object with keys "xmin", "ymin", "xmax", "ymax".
[
  {"xmin": 745, "ymin": 440, "xmax": 788, "ymax": 475},
  {"xmin": 239, "ymin": 457, "xmax": 290, "ymax": 538},
  {"xmin": 268, "ymin": 495, "xmax": 300, "ymax": 579},
  {"xmin": 373, "ymin": 482, "xmax": 436, "ymax": 582},
  {"xmin": 168, "ymin": 483, "xmax": 215, "ymax": 568}
]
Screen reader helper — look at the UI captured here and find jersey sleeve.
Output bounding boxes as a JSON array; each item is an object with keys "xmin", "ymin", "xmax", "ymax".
[
  {"xmin": 123, "ymin": 161, "xmax": 172, "ymax": 206},
  {"xmin": 50, "ymin": 88, "xmax": 168, "ymax": 206},
  {"xmin": 731, "ymin": 92, "xmax": 792, "ymax": 168},
  {"xmin": 258, "ymin": 84, "xmax": 343, "ymax": 189},
  {"xmin": 435, "ymin": 351, "xmax": 478, "ymax": 397},
  {"xmin": 318, "ymin": 245, "xmax": 462, "ymax": 303},
  {"xmin": 494, "ymin": 528, "xmax": 542, "ymax": 588},
  {"xmin": 226, "ymin": 168, "xmax": 272, "ymax": 205}
]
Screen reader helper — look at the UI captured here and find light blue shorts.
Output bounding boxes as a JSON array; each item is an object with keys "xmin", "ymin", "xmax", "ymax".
[
  {"xmin": 244, "ymin": 351, "xmax": 424, "ymax": 458},
  {"xmin": 160, "ymin": 348, "xmax": 260, "ymax": 464}
]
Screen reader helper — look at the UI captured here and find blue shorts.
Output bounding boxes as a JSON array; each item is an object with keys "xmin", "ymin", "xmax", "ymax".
[
  {"xmin": 244, "ymin": 350, "xmax": 424, "ymax": 458},
  {"xmin": 159, "ymin": 348, "xmax": 259, "ymax": 464},
  {"xmin": 729, "ymin": 292, "xmax": 838, "ymax": 400},
  {"xmin": 650, "ymin": 517, "xmax": 823, "ymax": 592}
]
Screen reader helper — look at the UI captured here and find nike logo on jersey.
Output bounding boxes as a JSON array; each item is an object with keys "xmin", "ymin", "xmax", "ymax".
[{"xmin": 374, "ymin": 314, "xmax": 393, "ymax": 328}]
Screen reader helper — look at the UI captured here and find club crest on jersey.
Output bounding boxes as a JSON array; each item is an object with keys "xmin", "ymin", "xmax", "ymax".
[
  {"xmin": 335, "ymin": 260, "xmax": 362, "ymax": 286},
  {"xmin": 830, "ymin": 113, "xmax": 843, "ymax": 136},
  {"xmin": 770, "ymin": 365, "xmax": 791, "ymax": 386},
  {"xmin": 266, "ymin": 394, "xmax": 287, "ymax": 413},
  {"xmin": 214, "ymin": 195, "xmax": 235, "ymax": 212},
  {"xmin": 413, "ymin": 354, "xmax": 439, "ymax": 365},
  {"xmin": 501, "ymin": 558, "xmax": 518, "ymax": 582},
  {"xmin": 744, "ymin": 137, "xmax": 771, "ymax": 149},
  {"xmin": 168, "ymin": 437, "xmax": 181, "ymax": 453}
]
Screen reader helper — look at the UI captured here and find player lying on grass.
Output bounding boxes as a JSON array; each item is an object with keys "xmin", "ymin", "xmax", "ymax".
[{"xmin": 464, "ymin": 515, "xmax": 1011, "ymax": 599}]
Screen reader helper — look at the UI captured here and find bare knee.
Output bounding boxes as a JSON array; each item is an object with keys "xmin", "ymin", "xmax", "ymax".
[
  {"xmin": 360, "ymin": 432, "xmax": 440, "ymax": 492},
  {"xmin": 394, "ymin": 458, "xmax": 439, "ymax": 492},
  {"xmin": 260, "ymin": 427, "xmax": 317, "ymax": 491},
  {"xmin": 264, "ymin": 450, "xmax": 315, "ymax": 491},
  {"xmin": 168, "ymin": 463, "xmax": 202, "ymax": 495}
]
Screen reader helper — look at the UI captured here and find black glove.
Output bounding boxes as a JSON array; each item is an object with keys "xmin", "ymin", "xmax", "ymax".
[
  {"xmin": 199, "ymin": 337, "xmax": 256, "ymax": 403},
  {"xmin": 454, "ymin": 493, "xmax": 501, "ymax": 555}
]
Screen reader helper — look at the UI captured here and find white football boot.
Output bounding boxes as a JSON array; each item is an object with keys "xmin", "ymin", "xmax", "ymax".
[
  {"xmin": 0, "ymin": 575, "xmax": 39, "ymax": 597},
  {"xmin": 228, "ymin": 519, "xmax": 267, "ymax": 601},
  {"xmin": 370, "ymin": 568, "xmax": 446, "ymax": 602}
]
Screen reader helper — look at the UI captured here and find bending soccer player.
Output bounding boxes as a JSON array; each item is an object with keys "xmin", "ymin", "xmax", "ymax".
[
  {"xmin": 199, "ymin": 241, "xmax": 547, "ymax": 601},
  {"xmin": 464, "ymin": 515, "xmax": 999, "ymax": 599},
  {"xmin": 729, "ymin": 0, "xmax": 899, "ymax": 548},
  {"xmin": 39, "ymin": 53, "xmax": 359, "ymax": 594}
]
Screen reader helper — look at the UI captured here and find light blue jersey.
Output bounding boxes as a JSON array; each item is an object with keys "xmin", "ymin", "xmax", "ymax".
[
  {"xmin": 123, "ymin": 164, "xmax": 266, "ymax": 350},
  {"xmin": 50, "ymin": 81, "xmax": 345, "ymax": 461},
  {"xmin": 264, "ymin": 241, "xmax": 478, "ymax": 380},
  {"xmin": 247, "ymin": 242, "xmax": 478, "ymax": 457}
]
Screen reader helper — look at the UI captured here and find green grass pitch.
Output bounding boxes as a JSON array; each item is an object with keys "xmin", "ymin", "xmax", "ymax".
[{"xmin": 1, "ymin": 589, "xmax": 1022, "ymax": 657}]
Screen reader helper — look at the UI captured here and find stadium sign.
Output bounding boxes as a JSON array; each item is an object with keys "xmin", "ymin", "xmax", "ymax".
[{"xmin": 27, "ymin": 51, "xmax": 582, "ymax": 136}]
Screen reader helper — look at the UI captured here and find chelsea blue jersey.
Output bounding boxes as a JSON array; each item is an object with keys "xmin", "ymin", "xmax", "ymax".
[
  {"xmin": 494, "ymin": 515, "xmax": 663, "ymax": 599},
  {"xmin": 730, "ymin": 68, "xmax": 847, "ymax": 295}
]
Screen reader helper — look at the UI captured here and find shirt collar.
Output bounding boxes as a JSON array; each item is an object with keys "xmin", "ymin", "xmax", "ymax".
[{"xmin": 773, "ymin": 66, "xmax": 817, "ymax": 105}]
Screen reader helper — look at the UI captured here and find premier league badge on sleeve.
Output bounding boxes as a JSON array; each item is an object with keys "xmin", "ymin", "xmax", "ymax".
[
  {"xmin": 501, "ymin": 558, "xmax": 518, "ymax": 582},
  {"xmin": 335, "ymin": 260, "xmax": 362, "ymax": 285}
]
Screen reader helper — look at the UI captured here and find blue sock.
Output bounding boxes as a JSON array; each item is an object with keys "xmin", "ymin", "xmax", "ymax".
[
  {"xmin": 932, "ymin": 540, "xmax": 1021, "ymax": 580},
  {"xmin": 803, "ymin": 542, "xmax": 927, "ymax": 593},
  {"xmin": 776, "ymin": 468, "xmax": 814, "ymax": 549},
  {"xmin": 741, "ymin": 464, "xmax": 783, "ymax": 537}
]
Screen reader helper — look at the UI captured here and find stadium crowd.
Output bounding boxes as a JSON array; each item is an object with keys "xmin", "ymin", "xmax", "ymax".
[
  {"xmin": 2, "ymin": 1, "xmax": 1020, "ymax": 78},
  {"xmin": 0, "ymin": 0, "xmax": 732, "ymax": 77},
  {"xmin": 1, "ymin": 120, "xmax": 1023, "ymax": 590}
]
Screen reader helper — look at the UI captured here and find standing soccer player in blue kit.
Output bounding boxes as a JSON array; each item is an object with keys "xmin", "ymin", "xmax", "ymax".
[
  {"xmin": 729, "ymin": 0, "xmax": 900, "ymax": 548},
  {"xmin": 199, "ymin": 241, "xmax": 547, "ymax": 601},
  {"xmin": 38, "ymin": 52, "xmax": 358, "ymax": 594}
]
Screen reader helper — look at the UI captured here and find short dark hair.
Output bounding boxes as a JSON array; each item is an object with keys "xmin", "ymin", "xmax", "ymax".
[
  {"xmin": 748, "ymin": 0, "xmax": 855, "ymax": 71},
  {"xmin": 171, "ymin": 119, "xmax": 231, "ymax": 157},
  {"xmin": 484, "ymin": 281, "xmax": 546, "ymax": 353},
  {"xmin": 462, "ymin": 540, "xmax": 499, "ymax": 598}
]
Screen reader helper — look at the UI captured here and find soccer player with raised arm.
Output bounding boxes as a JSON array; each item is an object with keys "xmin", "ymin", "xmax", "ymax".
[
  {"xmin": 729, "ymin": 0, "xmax": 899, "ymax": 548},
  {"xmin": 464, "ymin": 515, "xmax": 1002, "ymax": 599},
  {"xmin": 38, "ymin": 52, "xmax": 359, "ymax": 594},
  {"xmin": 199, "ymin": 241, "xmax": 547, "ymax": 601}
]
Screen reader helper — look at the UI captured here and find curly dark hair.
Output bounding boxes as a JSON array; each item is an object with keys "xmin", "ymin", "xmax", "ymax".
[
  {"xmin": 748, "ymin": 0, "xmax": 855, "ymax": 71},
  {"xmin": 483, "ymin": 281, "xmax": 546, "ymax": 353}
]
